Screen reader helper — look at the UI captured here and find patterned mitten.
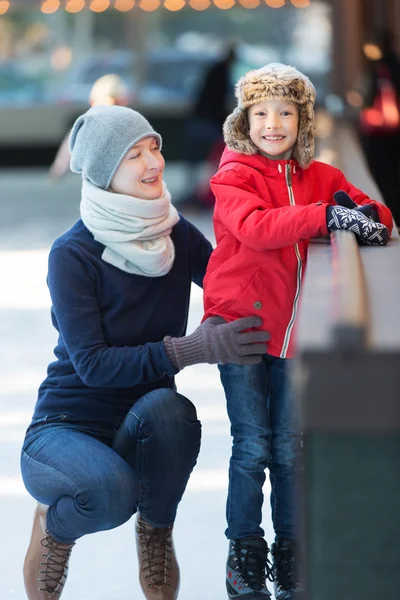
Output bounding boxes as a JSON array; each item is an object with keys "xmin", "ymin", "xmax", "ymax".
[
  {"xmin": 326, "ymin": 205, "xmax": 389, "ymax": 246},
  {"xmin": 333, "ymin": 190, "xmax": 379, "ymax": 222}
]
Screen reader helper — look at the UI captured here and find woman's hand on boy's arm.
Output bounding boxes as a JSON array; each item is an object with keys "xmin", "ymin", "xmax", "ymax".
[{"xmin": 164, "ymin": 316, "xmax": 270, "ymax": 370}]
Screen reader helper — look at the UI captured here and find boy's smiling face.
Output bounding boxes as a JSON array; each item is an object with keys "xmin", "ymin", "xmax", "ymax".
[{"xmin": 248, "ymin": 98, "xmax": 299, "ymax": 160}]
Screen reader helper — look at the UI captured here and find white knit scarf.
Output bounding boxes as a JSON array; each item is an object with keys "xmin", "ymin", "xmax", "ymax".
[{"xmin": 80, "ymin": 179, "xmax": 180, "ymax": 276}]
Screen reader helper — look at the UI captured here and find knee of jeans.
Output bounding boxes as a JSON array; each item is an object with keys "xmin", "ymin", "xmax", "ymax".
[
  {"xmin": 271, "ymin": 432, "xmax": 302, "ymax": 467},
  {"xmin": 135, "ymin": 389, "xmax": 200, "ymax": 438},
  {"xmin": 77, "ymin": 468, "xmax": 137, "ymax": 529},
  {"xmin": 232, "ymin": 434, "xmax": 271, "ymax": 470}
]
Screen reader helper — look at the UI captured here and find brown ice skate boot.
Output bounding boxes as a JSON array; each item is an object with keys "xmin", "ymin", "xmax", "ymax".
[
  {"xmin": 136, "ymin": 514, "xmax": 180, "ymax": 599},
  {"xmin": 23, "ymin": 503, "xmax": 75, "ymax": 599}
]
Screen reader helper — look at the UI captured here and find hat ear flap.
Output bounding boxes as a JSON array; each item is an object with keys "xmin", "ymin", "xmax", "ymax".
[
  {"xmin": 69, "ymin": 114, "xmax": 85, "ymax": 158},
  {"xmin": 223, "ymin": 108, "xmax": 259, "ymax": 155},
  {"xmin": 293, "ymin": 104, "xmax": 315, "ymax": 169}
]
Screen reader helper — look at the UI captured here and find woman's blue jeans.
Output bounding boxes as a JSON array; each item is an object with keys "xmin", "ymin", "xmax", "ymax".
[
  {"xmin": 219, "ymin": 356, "xmax": 301, "ymax": 541},
  {"xmin": 20, "ymin": 389, "xmax": 201, "ymax": 544}
]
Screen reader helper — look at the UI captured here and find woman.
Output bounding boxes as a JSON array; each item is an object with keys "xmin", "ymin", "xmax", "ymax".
[{"xmin": 21, "ymin": 105, "xmax": 269, "ymax": 600}]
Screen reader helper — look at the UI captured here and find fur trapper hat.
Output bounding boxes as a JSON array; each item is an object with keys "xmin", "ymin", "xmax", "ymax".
[{"xmin": 224, "ymin": 63, "xmax": 316, "ymax": 168}]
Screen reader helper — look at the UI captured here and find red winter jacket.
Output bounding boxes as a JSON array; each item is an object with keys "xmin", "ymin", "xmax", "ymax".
[{"xmin": 203, "ymin": 148, "xmax": 393, "ymax": 359}]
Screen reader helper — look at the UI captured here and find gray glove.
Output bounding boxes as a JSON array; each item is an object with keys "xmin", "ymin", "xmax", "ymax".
[
  {"xmin": 164, "ymin": 316, "xmax": 270, "ymax": 370},
  {"xmin": 326, "ymin": 205, "xmax": 389, "ymax": 246}
]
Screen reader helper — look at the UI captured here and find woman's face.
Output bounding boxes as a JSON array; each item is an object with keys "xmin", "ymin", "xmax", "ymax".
[{"xmin": 110, "ymin": 136, "xmax": 165, "ymax": 199}]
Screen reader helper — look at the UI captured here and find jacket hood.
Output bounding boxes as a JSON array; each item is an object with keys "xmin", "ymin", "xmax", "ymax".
[{"xmin": 223, "ymin": 63, "xmax": 316, "ymax": 169}]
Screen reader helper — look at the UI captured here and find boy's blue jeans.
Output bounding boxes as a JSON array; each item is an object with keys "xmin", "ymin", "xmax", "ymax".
[
  {"xmin": 20, "ymin": 389, "xmax": 201, "ymax": 544},
  {"xmin": 219, "ymin": 355, "xmax": 301, "ymax": 541}
]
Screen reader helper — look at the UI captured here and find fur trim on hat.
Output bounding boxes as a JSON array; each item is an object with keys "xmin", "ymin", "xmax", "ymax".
[{"xmin": 223, "ymin": 63, "xmax": 316, "ymax": 169}]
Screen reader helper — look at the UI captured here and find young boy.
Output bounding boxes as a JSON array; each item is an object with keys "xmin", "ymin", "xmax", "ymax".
[{"xmin": 202, "ymin": 63, "xmax": 393, "ymax": 600}]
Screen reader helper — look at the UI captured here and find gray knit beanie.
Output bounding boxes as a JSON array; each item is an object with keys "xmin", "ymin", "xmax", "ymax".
[{"xmin": 69, "ymin": 105, "xmax": 162, "ymax": 190}]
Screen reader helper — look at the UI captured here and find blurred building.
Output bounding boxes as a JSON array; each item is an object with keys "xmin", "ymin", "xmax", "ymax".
[
  {"xmin": 0, "ymin": 0, "xmax": 399, "ymax": 162},
  {"xmin": 332, "ymin": 0, "xmax": 400, "ymax": 104}
]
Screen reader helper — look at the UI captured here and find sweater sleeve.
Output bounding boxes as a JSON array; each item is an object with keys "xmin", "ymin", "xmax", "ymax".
[
  {"xmin": 211, "ymin": 168, "xmax": 328, "ymax": 251},
  {"xmin": 334, "ymin": 170, "xmax": 394, "ymax": 234},
  {"xmin": 47, "ymin": 245, "xmax": 178, "ymax": 388},
  {"xmin": 187, "ymin": 219, "xmax": 213, "ymax": 288}
]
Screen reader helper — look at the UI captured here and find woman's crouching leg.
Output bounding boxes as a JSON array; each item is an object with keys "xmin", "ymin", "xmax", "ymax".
[
  {"xmin": 21, "ymin": 427, "xmax": 138, "ymax": 543},
  {"xmin": 112, "ymin": 388, "xmax": 201, "ymax": 527},
  {"xmin": 21, "ymin": 425, "xmax": 138, "ymax": 599}
]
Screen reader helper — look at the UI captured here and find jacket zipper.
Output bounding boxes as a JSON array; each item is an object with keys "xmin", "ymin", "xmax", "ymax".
[{"xmin": 281, "ymin": 164, "xmax": 302, "ymax": 358}]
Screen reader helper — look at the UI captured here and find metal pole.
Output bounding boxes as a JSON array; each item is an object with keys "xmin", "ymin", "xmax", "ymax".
[
  {"xmin": 125, "ymin": 8, "xmax": 148, "ymax": 92},
  {"xmin": 330, "ymin": 0, "xmax": 364, "ymax": 99},
  {"xmin": 71, "ymin": 8, "xmax": 94, "ymax": 61}
]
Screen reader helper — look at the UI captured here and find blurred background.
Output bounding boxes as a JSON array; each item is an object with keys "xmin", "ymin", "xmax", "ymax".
[
  {"xmin": 0, "ymin": 0, "xmax": 333, "ymax": 165},
  {"xmin": 1, "ymin": 1, "xmax": 400, "ymax": 599}
]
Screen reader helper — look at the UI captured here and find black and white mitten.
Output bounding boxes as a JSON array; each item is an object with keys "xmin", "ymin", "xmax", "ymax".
[
  {"xmin": 333, "ymin": 190, "xmax": 379, "ymax": 222},
  {"xmin": 326, "ymin": 205, "xmax": 389, "ymax": 246}
]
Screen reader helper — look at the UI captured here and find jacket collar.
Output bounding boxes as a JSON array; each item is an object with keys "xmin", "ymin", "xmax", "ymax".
[{"xmin": 219, "ymin": 146, "xmax": 300, "ymax": 177}]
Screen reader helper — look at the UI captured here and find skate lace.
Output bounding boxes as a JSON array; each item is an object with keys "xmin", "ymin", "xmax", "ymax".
[
  {"xmin": 273, "ymin": 545, "xmax": 297, "ymax": 590},
  {"xmin": 138, "ymin": 521, "xmax": 173, "ymax": 587},
  {"xmin": 233, "ymin": 541, "xmax": 274, "ymax": 590},
  {"xmin": 38, "ymin": 532, "xmax": 75, "ymax": 594}
]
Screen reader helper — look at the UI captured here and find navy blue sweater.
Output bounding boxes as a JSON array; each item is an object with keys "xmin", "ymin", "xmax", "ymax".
[{"xmin": 34, "ymin": 216, "xmax": 213, "ymax": 423}]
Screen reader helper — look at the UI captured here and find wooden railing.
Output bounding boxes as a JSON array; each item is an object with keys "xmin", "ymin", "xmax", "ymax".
[{"xmin": 295, "ymin": 219, "xmax": 400, "ymax": 598}]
